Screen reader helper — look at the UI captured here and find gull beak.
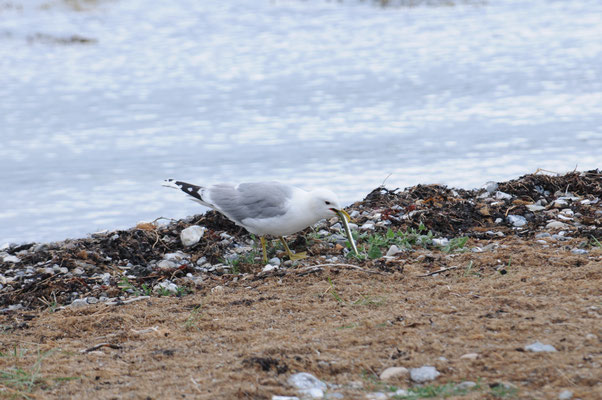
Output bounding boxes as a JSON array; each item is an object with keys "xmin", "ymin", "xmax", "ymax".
[
  {"xmin": 332, "ymin": 208, "xmax": 359, "ymax": 256},
  {"xmin": 332, "ymin": 208, "xmax": 351, "ymax": 222}
]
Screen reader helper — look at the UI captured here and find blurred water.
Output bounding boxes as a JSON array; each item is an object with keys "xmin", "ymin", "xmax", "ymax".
[{"xmin": 1, "ymin": 0, "xmax": 601, "ymax": 243}]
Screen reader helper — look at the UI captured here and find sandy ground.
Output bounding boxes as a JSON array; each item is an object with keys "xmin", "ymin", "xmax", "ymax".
[{"xmin": 1, "ymin": 236, "xmax": 600, "ymax": 399}]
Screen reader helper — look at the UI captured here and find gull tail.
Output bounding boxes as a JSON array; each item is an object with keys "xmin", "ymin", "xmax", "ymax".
[{"xmin": 163, "ymin": 179, "xmax": 211, "ymax": 207}]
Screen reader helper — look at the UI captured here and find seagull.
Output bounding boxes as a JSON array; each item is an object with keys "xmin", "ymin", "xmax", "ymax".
[{"xmin": 163, "ymin": 180, "xmax": 358, "ymax": 263}]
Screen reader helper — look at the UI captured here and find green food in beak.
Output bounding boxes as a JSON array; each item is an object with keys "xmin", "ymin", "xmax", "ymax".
[{"xmin": 335, "ymin": 209, "xmax": 359, "ymax": 256}]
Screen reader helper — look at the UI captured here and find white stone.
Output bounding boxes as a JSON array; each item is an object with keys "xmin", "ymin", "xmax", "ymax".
[
  {"xmin": 268, "ymin": 257, "xmax": 281, "ymax": 266},
  {"xmin": 272, "ymin": 397, "xmax": 300, "ymax": 400},
  {"xmin": 164, "ymin": 251, "xmax": 189, "ymax": 261},
  {"xmin": 157, "ymin": 260, "xmax": 177, "ymax": 269},
  {"xmin": 379, "ymin": 366, "xmax": 408, "ymax": 381},
  {"xmin": 525, "ymin": 341, "xmax": 556, "ymax": 352},
  {"xmin": 180, "ymin": 225, "xmax": 206, "ymax": 247},
  {"xmin": 153, "ymin": 280, "xmax": 178, "ymax": 294},
  {"xmin": 495, "ymin": 191, "xmax": 513, "ymax": 200},
  {"xmin": 69, "ymin": 298, "xmax": 89, "ymax": 308},
  {"xmin": 360, "ymin": 223, "xmax": 375, "ymax": 230},
  {"xmin": 432, "ymin": 238, "xmax": 449, "ymax": 246},
  {"xmin": 385, "ymin": 245, "xmax": 401, "ymax": 257},
  {"xmin": 557, "ymin": 390, "xmax": 573, "ymax": 400},
  {"xmin": 2, "ymin": 255, "xmax": 21, "ymax": 263},
  {"xmin": 365, "ymin": 393, "xmax": 387, "ymax": 400},
  {"xmin": 507, "ymin": 215, "xmax": 527, "ymax": 227},
  {"xmin": 262, "ymin": 264, "xmax": 279, "ymax": 272},
  {"xmin": 484, "ymin": 181, "xmax": 498, "ymax": 193},
  {"xmin": 388, "ymin": 389, "xmax": 409, "ymax": 397},
  {"xmin": 298, "ymin": 388, "xmax": 324, "ymax": 399},
  {"xmin": 526, "ymin": 204, "xmax": 545, "ymax": 212},
  {"xmin": 546, "ymin": 221, "xmax": 568, "ymax": 229},
  {"xmin": 287, "ymin": 373, "xmax": 327, "ymax": 391},
  {"xmin": 410, "ymin": 366, "xmax": 440, "ymax": 383}
]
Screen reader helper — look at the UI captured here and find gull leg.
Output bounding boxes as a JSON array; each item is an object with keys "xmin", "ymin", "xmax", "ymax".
[
  {"xmin": 279, "ymin": 237, "xmax": 307, "ymax": 261},
  {"xmin": 260, "ymin": 236, "xmax": 268, "ymax": 263}
]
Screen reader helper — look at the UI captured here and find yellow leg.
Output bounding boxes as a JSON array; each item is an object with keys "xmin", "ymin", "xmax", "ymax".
[
  {"xmin": 260, "ymin": 236, "xmax": 268, "ymax": 263},
  {"xmin": 279, "ymin": 237, "xmax": 307, "ymax": 261}
]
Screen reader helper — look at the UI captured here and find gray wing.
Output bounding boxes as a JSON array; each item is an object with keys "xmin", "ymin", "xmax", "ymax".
[{"xmin": 209, "ymin": 182, "xmax": 292, "ymax": 222}]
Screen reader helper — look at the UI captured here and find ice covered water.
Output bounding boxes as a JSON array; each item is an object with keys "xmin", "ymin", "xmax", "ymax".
[{"xmin": 1, "ymin": 0, "xmax": 601, "ymax": 243}]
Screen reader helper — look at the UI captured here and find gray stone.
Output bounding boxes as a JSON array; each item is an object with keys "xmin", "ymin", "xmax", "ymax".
[
  {"xmin": 268, "ymin": 257, "xmax": 281, "ymax": 266},
  {"xmin": 410, "ymin": 366, "xmax": 440, "ymax": 382},
  {"xmin": 507, "ymin": 215, "xmax": 527, "ymax": 227},
  {"xmin": 69, "ymin": 298, "xmax": 89, "ymax": 308},
  {"xmin": 526, "ymin": 204, "xmax": 545, "ymax": 212},
  {"xmin": 432, "ymin": 238, "xmax": 449, "ymax": 246},
  {"xmin": 385, "ymin": 245, "xmax": 402, "ymax": 257},
  {"xmin": 330, "ymin": 223, "xmax": 342, "ymax": 231},
  {"xmin": 535, "ymin": 232, "xmax": 551, "ymax": 238},
  {"xmin": 571, "ymin": 248, "xmax": 588, "ymax": 255},
  {"xmin": 180, "ymin": 225, "xmax": 206, "ymax": 247},
  {"xmin": 495, "ymin": 191, "xmax": 513, "ymax": 200},
  {"xmin": 365, "ymin": 393, "xmax": 387, "ymax": 400},
  {"xmin": 272, "ymin": 396, "xmax": 299, "ymax": 400},
  {"xmin": 525, "ymin": 341, "xmax": 557, "ymax": 352},
  {"xmin": 164, "ymin": 251, "xmax": 190, "ymax": 261},
  {"xmin": 557, "ymin": 390, "xmax": 573, "ymax": 400},
  {"xmin": 390, "ymin": 389, "xmax": 409, "ymax": 397},
  {"xmin": 546, "ymin": 221, "xmax": 568, "ymax": 229},
  {"xmin": 157, "ymin": 260, "xmax": 177, "ymax": 269},
  {"xmin": 153, "ymin": 280, "xmax": 178, "ymax": 294},
  {"xmin": 2, "ymin": 255, "xmax": 20, "ymax": 263},
  {"xmin": 287, "ymin": 373, "xmax": 327, "ymax": 391},
  {"xmin": 360, "ymin": 223, "xmax": 375, "ymax": 231},
  {"xmin": 484, "ymin": 181, "xmax": 498, "ymax": 193}
]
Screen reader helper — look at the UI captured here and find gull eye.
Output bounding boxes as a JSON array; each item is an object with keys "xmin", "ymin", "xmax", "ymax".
[{"xmin": 325, "ymin": 201, "xmax": 331, "ymax": 205}]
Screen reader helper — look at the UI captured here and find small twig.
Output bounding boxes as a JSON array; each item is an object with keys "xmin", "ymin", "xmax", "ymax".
[
  {"xmin": 419, "ymin": 266, "xmax": 458, "ymax": 277},
  {"xmin": 81, "ymin": 343, "xmax": 122, "ymax": 353},
  {"xmin": 300, "ymin": 263, "xmax": 388, "ymax": 275}
]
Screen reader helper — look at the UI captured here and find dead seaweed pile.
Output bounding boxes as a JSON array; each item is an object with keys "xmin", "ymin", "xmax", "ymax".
[{"xmin": 0, "ymin": 170, "xmax": 600, "ymax": 311}]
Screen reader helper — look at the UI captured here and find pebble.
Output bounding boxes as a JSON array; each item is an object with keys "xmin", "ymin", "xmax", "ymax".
[
  {"xmin": 272, "ymin": 397, "xmax": 299, "ymax": 400},
  {"xmin": 330, "ymin": 223, "xmax": 342, "ymax": 231},
  {"xmin": 507, "ymin": 215, "xmax": 527, "ymax": 227},
  {"xmin": 69, "ymin": 298, "xmax": 89, "ymax": 308},
  {"xmin": 379, "ymin": 366, "xmax": 408, "ymax": 381},
  {"xmin": 157, "ymin": 260, "xmax": 177, "ymax": 270},
  {"xmin": 410, "ymin": 366, "xmax": 440, "ymax": 383},
  {"xmin": 495, "ymin": 191, "xmax": 513, "ymax": 200},
  {"xmin": 557, "ymin": 390, "xmax": 573, "ymax": 400},
  {"xmin": 268, "ymin": 257, "xmax": 281, "ymax": 266},
  {"xmin": 360, "ymin": 223, "xmax": 375, "ymax": 231},
  {"xmin": 459, "ymin": 353, "xmax": 479, "ymax": 360},
  {"xmin": 180, "ymin": 225, "xmax": 206, "ymax": 247},
  {"xmin": 153, "ymin": 280, "xmax": 178, "ymax": 294},
  {"xmin": 347, "ymin": 223, "xmax": 359, "ymax": 230},
  {"xmin": 2, "ymin": 255, "xmax": 21, "ymax": 263},
  {"xmin": 164, "ymin": 251, "xmax": 189, "ymax": 261},
  {"xmin": 524, "ymin": 341, "xmax": 557, "ymax": 352},
  {"xmin": 385, "ymin": 245, "xmax": 401, "ymax": 257},
  {"xmin": 287, "ymin": 373, "xmax": 326, "ymax": 399},
  {"xmin": 432, "ymin": 238, "xmax": 449, "ymax": 246},
  {"xmin": 455, "ymin": 381, "xmax": 477, "ymax": 390},
  {"xmin": 350, "ymin": 210, "xmax": 360, "ymax": 218},
  {"xmin": 535, "ymin": 232, "xmax": 551, "ymax": 238},
  {"xmin": 365, "ymin": 393, "xmax": 387, "ymax": 400},
  {"xmin": 484, "ymin": 181, "xmax": 498, "ymax": 193},
  {"xmin": 571, "ymin": 249, "xmax": 588, "ymax": 255},
  {"xmin": 546, "ymin": 221, "xmax": 568, "ymax": 229},
  {"xmin": 262, "ymin": 264, "xmax": 279, "ymax": 272},
  {"xmin": 526, "ymin": 204, "xmax": 545, "ymax": 212}
]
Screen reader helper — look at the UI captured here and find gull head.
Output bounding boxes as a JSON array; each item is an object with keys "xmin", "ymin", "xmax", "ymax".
[{"xmin": 309, "ymin": 189, "xmax": 350, "ymax": 221}]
